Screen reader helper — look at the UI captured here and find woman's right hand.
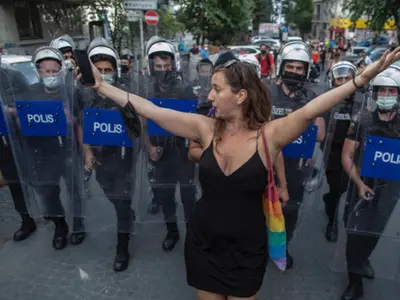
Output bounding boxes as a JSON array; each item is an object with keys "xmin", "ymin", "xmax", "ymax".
[
  {"xmin": 357, "ymin": 47, "xmax": 400, "ymax": 85},
  {"xmin": 75, "ymin": 61, "xmax": 104, "ymax": 90}
]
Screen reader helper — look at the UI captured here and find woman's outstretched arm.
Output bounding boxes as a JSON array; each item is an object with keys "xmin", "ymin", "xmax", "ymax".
[
  {"xmin": 83, "ymin": 63, "xmax": 212, "ymax": 145},
  {"xmin": 269, "ymin": 47, "xmax": 400, "ymax": 150}
]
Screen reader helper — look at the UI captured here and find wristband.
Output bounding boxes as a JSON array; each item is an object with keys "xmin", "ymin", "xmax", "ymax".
[{"xmin": 353, "ymin": 77, "xmax": 362, "ymax": 89}]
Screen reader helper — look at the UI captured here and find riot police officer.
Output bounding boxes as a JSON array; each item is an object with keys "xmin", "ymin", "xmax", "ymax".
[
  {"xmin": 322, "ymin": 61, "xmax": 361, "ymax": 242},
  {"xmin": 270, "ymin": 41, "xmax": 325, "ymax": 268},
  {"xmin": 17, "ymin": 46, "xmax": 86, "ymax": 249},
  {"xmin": 85, "ymin": 37, "xmax": 136, "ymax": 271},
  {"xmin": 145, "ymin": 36, "xmax": 196, "ymax": 251},
  {"xmin": 340, "ymin": 63, "xmax": 400, "ymax": 300},
  {"xmin": 0, "ymin": 60, "xmax": 36, "ymax": 241},
  {"xmin": 50, "ymin": 34, "xmax": 76, "ymax": 71},
  {"xmin": 185, "ymin": 58, "xmax": 214, "ymax": 116},
  {"xmin": 120, "ymin": 49, "xmax": 135, "ymax": 74}
]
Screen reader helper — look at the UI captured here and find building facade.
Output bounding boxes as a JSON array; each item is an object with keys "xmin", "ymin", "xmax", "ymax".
[{"xmin": 0, "ymin": 0, "xmax": 93, "ymax": 55}]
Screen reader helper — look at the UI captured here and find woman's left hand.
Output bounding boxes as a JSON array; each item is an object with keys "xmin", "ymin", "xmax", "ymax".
[{"xmin": 358, "ymin": 47, "xmax": 400, "ymax": 85}]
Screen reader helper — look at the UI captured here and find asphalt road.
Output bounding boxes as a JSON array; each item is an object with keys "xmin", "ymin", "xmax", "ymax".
[{"xmin": 1, "ymin": 74, "xmax": 399, "ymax": 300}]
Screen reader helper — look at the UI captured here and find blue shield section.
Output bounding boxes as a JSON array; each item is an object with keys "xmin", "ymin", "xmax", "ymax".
[
  {"xmin": 83, "ymin": 108, "xmax": 133, "ymax": 147},
  {"xmin": 15, "ymin": 100, "xmax": 67, "ymax": 137}
]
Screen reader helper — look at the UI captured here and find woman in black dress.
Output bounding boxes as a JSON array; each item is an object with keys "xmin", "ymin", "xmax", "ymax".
[{"xmin": 80, "ymin": 48, "xmax": 400, "ymax": 300}]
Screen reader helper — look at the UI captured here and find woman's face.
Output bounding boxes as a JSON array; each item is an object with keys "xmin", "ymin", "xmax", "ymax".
[{"xmin": 208, "ymin": 71, "xmax": 246, "ymax": 120}]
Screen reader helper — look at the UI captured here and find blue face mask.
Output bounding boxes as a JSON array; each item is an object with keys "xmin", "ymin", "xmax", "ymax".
[
  {"xmin": 102, "ymin": 74, "xmax": 114, "ymax": 84},
  {"xmin": 42, "ymin": 76, "xmax": 62, "ymax": 89}
]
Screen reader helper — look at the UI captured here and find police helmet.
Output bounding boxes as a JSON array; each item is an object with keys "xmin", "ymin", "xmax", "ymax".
[
  {"xmin": 369, "ymin": 63, "xmax": 400, "ymax": 112},
  {"xmin": 329, "ymin": 61, "xmax": 358, "ymax": 88},
  {"xmin": 121, "ymin": 49, "xmax": 134, "ymax": 60},
  {"xmin": 50, "ymin": 35, "xmax": 76, "ymax": 54},
  {"xmin": 87, "ymin": 37, "xmax": 120, "ymax": 77},
  {"xmin": 239, "ymin": 54, "xmax": 261, "ymax": 78},
  {"xmin": 276, "ymin": 41, "xmax": 312, "ymax": 79},
  {"xmin": 32, "ymin": 46, "xmax": 64, "ymax": 69},
  {"xmin": 146, "ymin": 36, "xmax": 179, "ymax": 74}
]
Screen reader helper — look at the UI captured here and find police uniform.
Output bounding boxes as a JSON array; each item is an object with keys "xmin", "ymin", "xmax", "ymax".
[
  {"xmin": 342, "ymin": 109, "xmax": 400, "ymax": 297},
  {"xmin": 322, "ymin": 92, "xmax": 363, "ymax": 228},
  {"xmin": 148, "ymin": 79, "xmax": 197, "ymax": 235},
  {"xmin": 81, "ymin": 84, "xmax": 136, "ymax": 234}
]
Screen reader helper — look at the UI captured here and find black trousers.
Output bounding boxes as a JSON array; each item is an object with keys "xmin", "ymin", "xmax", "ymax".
[
  {"xmin": 324, "ymin": 164, "xmax": 349, "ymax": 222},
  {"xmin": 0, "ymin": 141, "xmax": 29, "ymax": 215},
  {"xmin": 344, "ymin": 179, "xmax": 398, "ymax": 282},
  {"xmin": 282, "ymin": 158, "xmax": 306, "ymax": 243},
  {"xmin": 96, "ymin": 151, "xmax": 135, "ymax": 233},
  {"xmin": 149, "ymin": 139, "xmax": 196, "ymax": 229}
]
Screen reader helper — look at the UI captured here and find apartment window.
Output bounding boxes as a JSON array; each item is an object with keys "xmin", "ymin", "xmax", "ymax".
[
  {"xmin": 315, "ymin": 4, "xmax": 321, "ymax": 21},
  {"xmin": 14, "ymin": 1, "xmax": 43, "ymax": 40}
]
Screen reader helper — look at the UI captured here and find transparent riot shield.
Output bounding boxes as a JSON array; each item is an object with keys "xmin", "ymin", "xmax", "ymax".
[
  {"xmin": 4, "ymin": 71, "xmax": 84, "ymax": 231},
  {"xmin": 314, "ymin": 92, "xmax": 366, "ymax": 241},
  {"xmin": 332, "ymin": 107, "xmax": 400, "ymax": 282},
  {"xmin": 137, "ymin": 60, "xmax": 199, "ymax": 225},
  {"xmin": 0, "ymin": 68, "xmax": 37, "ymax": 222},
  {"xmin": 77, "ymin": 73, "xmax": 141, "ymax": 234}
]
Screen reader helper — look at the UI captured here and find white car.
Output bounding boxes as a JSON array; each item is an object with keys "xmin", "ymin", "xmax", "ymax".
[
  {"xmin": 229, "ymin": 45, "xmax": 261, "ymax": 57},
  {"xmin": 1, "ymin": 55, "xmax": 40, "ymax": 85},
  {"xmin": 346, "ymin": 46, "xmax": 367, "ymax": 56}
]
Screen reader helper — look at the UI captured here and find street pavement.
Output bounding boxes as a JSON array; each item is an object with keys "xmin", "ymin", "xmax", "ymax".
[{"xmin": 1, "ymin": 74, "xmax": 399, "ymax": 300}]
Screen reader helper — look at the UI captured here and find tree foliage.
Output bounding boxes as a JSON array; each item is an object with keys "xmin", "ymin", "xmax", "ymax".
[
  {"xmin": 252, "ymin": 0, "xmax": 274, "ymax": 34},
  {"xmin": 85, "ymin": 0, "xmax": 129, "ymax": 53},
  {"xmin": 176, "ymin": 0, "xmax": 254, "ymax": 45},
  {"xmin": 345, "ymin": 0, "xmax": 400, "ymax": 41},
  {"xmin": 157, "ymin": 9, "xmax": 185, "ymax": 40},
  {"xmin": 282, "ymin": 0, "xmax": 313, "ymax": 38},
  {"xmin": 37, "ymin": 2, "xmax": 86, "ymax": 38}
]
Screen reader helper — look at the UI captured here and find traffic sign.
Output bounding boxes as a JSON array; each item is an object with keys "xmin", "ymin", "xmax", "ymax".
[
  {"xmin": 124, "ymin": 0, "xmax": 157, "ymax": 10},
  {"xmin": 144, "ymin": 10, "xmax": 159, "ymax": 25},
  {"xmin": 126, "ymin": 10, "xmax": 142, "ymax": 22}
]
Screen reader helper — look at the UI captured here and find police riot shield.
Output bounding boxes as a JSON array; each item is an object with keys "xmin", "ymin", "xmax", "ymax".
[
  {"xmin": 77, "ymin": 72, "xmax": 141, "ymax": 234},
  {"xmin": 332, "ymin": 105, "xmax": 400, "ymax": 282},
  {"xmin": 0, "ymin": 68, "xmax": 37, "ymax": 219},
  {"xmin": 136, "ymin": 59, "xmax": 199, "ymax": 224},
  {"xmin": 313, "ymin": 92, "xmax": 365, "ymax": 239},
  {"xmin": 4, "ymin": 71, "xmax": 84, "ymax": 231}
]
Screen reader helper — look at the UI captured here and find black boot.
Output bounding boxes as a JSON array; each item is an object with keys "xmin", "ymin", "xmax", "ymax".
[
  {"xmin": 162, "ymin": 222, "xmax": 180, "ymax": 251},
  {"xmin": 13, "ymin": 214, "xmax": 36, "ymax": 242},
  {"xmin": 341, "ymin": 273, "xmax": 363, "ymax": 300},
  {"xmin": 71, "ymin": 217, "xmax": 86, "ymax": 245},
  {"xmin": 325, "ymin": 219, "xmax": 338, "ymax": 242},
  {"xmin": 52, "ymin": 217, "xmax": 68, "ymax": 250},
  {"xmin": 286, "ymin": 249, "xmax": 293, "ymax": 269},
  {"xmin": 362, "ymin": 259, "xmax": 375, "ymax": 280},
  {"xmin": 113, "ymin": 233, "xmax": 130, "ymax": 272}
]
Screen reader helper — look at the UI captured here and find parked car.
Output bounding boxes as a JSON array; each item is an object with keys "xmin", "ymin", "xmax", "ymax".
[
  {"xmin": 345, "ymin": 46, "xmax": 367, "ymax": 56},
  {"xmin": 228, "ymin": 45, "xmax": 261, "ymax": 57},
  {"xmin": 358, "ymin": 36, "xmax": 389, "ymax": 47},
  {"xmin": 0, "ymin": 55, "xmax": 40, "ymax": 86}
]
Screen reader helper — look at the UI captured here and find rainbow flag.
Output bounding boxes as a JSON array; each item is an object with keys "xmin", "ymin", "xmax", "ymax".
[{"xmin": 263, "ymin": 180, "xmax": 287, "ymax": 270}]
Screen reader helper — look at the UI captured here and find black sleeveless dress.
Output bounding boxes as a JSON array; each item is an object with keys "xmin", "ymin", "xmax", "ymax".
[{"xmin": 185, "ymin": 139, "xmax": 268, "ymax": 298}]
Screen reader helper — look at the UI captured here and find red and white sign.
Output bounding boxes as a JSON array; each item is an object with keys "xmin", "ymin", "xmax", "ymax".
[{"xmin": 144, "ymin": 10, "xmax": 159, "ymax": 25}]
